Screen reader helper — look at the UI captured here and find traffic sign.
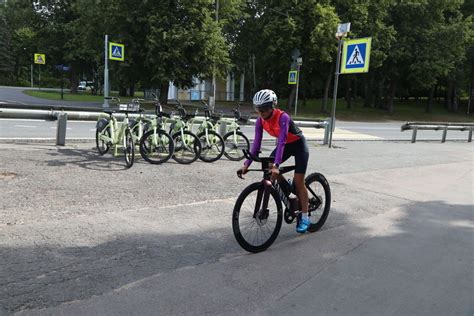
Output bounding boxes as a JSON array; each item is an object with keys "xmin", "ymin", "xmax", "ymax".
[
  {"xmin": 288, "ymin": 70, "xmax": 298, "ymax": 85},
  {"xmin": 109, "ymin": 42, "xmax": 125, "ymax": 61},
  {"xmin": 34, "ymin": 54, "xmax": 46, "ymax": 64},
  {"xmin": 341, "ymin": 37, "xmax": 372, "ymax": 74}
]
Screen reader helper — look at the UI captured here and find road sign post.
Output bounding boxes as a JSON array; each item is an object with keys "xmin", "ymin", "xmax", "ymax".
[
  {"xmin": 104, "ymin": 35, "xmax": 109, "ymax": 108},
  {"xmin": 104, "ymin": 37, "xmax": 125, "ymax": 109},
  {"xmin": 329, "ymin": 23, "xmax": 350, "ymax": 148},
  {"xmin": 34, "ymin": 54, "xmax": 45, "ymax": 92},
  {"xmin": 294, "ymin": 57, "xmax": 303, "ymax": 116}
]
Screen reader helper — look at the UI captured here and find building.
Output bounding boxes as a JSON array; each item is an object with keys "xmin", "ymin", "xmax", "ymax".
[{"xmin": 167, "ymin": 72, "xmax": 246, "ymax": 102}]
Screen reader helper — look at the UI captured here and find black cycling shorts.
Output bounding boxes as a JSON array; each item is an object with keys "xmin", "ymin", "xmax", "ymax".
[{"xmin": 270, "ymin": 136, "xmax": 309, "ymax": 174}]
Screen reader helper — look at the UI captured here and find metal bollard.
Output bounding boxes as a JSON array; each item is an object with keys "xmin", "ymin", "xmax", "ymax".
[
  {"xmin": 469, "ymin": 128, "xmax": 473, "ymax": 143},
  {"xmin": 411, "ymin": 126, "xmax": 418, "ymax": 143},
  {"xmin": 56, "ymin": 112, "xmax": 67, "ymax": 146},
  {"xmin": 441, "ymin": 126, "xmax": 448, "ymax": 143},
  {"xmin": 323, "ymin": 119, "xmax": 330, "ymax": 145}
]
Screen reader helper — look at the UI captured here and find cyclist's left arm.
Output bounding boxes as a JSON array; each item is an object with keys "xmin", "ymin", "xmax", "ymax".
[{"xmin": 273, "ymin": 113, "xmax": 290, "ymax": 166}]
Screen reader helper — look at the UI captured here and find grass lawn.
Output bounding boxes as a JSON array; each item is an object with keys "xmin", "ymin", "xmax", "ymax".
[
  {"xmin": 23, "ymin": 89, "xmax": 473, "ymax": 122},
  {"xmin": 23, "ymin": 89, "xmax": 144, "ymax": 103}
]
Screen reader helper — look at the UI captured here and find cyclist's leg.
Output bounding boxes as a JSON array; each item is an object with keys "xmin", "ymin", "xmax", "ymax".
[
  {"xmin": 292, "ymin": 137, "xmax": 309, "ymax": 213},
  {"xmin": 270, "ymin": 144, "xmax": 292, "ymax": 183}
]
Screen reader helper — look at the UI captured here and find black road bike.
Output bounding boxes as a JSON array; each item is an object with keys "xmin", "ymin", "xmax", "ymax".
[{"xmin": 233, "ymin": 151, "xmax": 331, "ymax": 253}]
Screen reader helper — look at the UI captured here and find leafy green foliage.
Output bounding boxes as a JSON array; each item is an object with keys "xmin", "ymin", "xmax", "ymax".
[{"xmin": 3, "ymin": 0, "xmax": 473, "ymax": 116}]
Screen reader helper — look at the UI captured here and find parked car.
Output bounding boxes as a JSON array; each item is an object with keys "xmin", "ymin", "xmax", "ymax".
[{"xmin": 77, "ymin": 81, "xmax": 95, "ymax": 91}]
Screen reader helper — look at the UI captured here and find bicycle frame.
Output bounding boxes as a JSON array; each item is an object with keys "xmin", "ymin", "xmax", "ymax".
[
  {"xmin": 240, "ymin": 150, "xmax": 299, "ymax": 218},
  {"xmin": 98, "ymin": 112, "xmax": 130, "ymax": 156}
]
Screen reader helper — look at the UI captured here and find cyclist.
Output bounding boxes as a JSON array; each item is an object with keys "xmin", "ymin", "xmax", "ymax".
[{"xmin": 239, "ymin": 89, "xmax": 311, "ymax": 233}]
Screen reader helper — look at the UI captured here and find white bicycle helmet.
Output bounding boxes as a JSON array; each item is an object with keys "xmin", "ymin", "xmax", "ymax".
[{"xmin": 253, "ymin": 89, "xmax": 278, "ymax": 109}]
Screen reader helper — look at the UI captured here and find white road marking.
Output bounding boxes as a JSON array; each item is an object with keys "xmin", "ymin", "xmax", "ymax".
[
  {"xmin": 50, "ymin": 127, "xmax": 72, "ymax": 130},
  {"xmin": 14, "ymin": 125, "xmax": 37, "ymax": 128},
  {"xmin": 0, "ymin": 118, "xmax": 48, "ymax": 122}
]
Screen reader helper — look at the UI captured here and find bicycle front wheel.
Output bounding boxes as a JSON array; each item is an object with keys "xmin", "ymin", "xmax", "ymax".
[
  {"xmin": 305, "ymin": 172, "xmax": 331, "ymax": 232},
  {"xmin": 96, "ymin": 128, "xmax": 110, "ymax": 155},
  {"xmin": 139, "ymin": 129, "xmax": 174, "ymax": 164},
  {"xmin": 232, "ymin": 182, "xmax": 283, "ymax": 253},
  {"xmin": 223, "ymin": 131, "xmax": 249, "ymax": 161},
  {"xmin": 172, "ymin": 131, "xmax": 201, "ymax": 164},
  {"xmin": 198, "ymin": 130, "xmax": 225, "ymax": 163},
  {"xmin": 123, "ymin": 128, "xmax": 135, "ymax": 168}
]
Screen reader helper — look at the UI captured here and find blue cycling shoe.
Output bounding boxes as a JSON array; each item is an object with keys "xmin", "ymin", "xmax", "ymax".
[{"xmin": 296, "ymin": 217, "xmax": 311, "ymax": 233}]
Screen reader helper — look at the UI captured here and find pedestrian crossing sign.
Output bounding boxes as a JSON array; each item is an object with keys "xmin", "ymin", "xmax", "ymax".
[
  {"xmin": 288, "ymin": 70, "xmax": 298, "ymax": 85},
  {"xmin": 109, "ymin": 42, "xmax": 125, "ymax": 61},
  {"xmin": 341, "ymin": 38, "xmax": 371, "ymax": 74},
  {"xmin": 34, "ymin": 54, "xmax": 46, "ymax": 64}
]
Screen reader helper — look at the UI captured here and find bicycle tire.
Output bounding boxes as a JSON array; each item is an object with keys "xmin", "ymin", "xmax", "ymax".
[
  {"xmin": 172, "ymin": 130, "xmax": 201, "ymax": 164},
  {"xmin": 139, "ymin": 129, "xmax": 174, "ymax": 164},
  {"xmin": 197, "ymin": 130, "xmax": 225, "ymax": 163},
  {"xmin": 223, "ymin": 131, "xmax": 250, "ymax": 161},
  {"xmin": 232, "ymin": 182, "xmax": 283, "ymax": 253},
  {"xmin": 304, "ymin": 173, "xmax": 331, "ymax": 233},
  {"xmin": 123, "ymin": 128, "xmax": 135, "ymax": 168},
  {"xmin": 96, "ymin": 127, "xmax": 110, "ymax": 155}
]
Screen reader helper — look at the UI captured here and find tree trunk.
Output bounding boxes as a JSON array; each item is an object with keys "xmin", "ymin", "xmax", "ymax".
[
  {"xmin": 452, "ymin": 86, "xmax": 459, "ymax": 112},
  {"xmin": 159, "ymin": 81, "xmax": 169, "ymax": 105},
  {"xmin": 387, "ymin": 80, "xmax": 396, "ymax": 115},
  {"xmin": 468, "ymin": 83, "xmax": 473, "ymax": 115},
  {"xmin": 129, "ymin": 84, "xmax": 135, "ymax": 97},
  {"xmin": 374, "ymin": 77, "xmax": 384, "ymax": 109},
  {"xmin": 69, "ymin": 73, "xmax": 79, "ymax": 94},
  {"xmin": 445, "ymin": 81, "xmax": 454, "ymax": 111},
  {"xmin": 365, "ymin": 73, "xmax": 375, "ymax": 107},
  {"xmin": 345, "ymin": 77, "xmax": 353, "ymax": 109},
  {"xmin": 426, "ymin": 85, "xmax": 435, "ymax": 113},
  {"xmin": 287, "ymin": 85, "xmax": 296, "ymax": 110},
  {"xmin": 321, "ymin": 69, "xmax": 332, "ymax": 113}
]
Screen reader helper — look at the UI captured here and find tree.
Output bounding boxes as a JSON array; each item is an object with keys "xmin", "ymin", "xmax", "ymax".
[{"xmin": 0, "ymin": 12, "xmax": 14, "ymax": 84}]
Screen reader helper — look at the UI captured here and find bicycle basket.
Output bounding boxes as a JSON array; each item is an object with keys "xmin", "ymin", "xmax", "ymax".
[
  {"xmin": 96, "ymin": 118, "xmax": 109, "ymax": 132},
  {"xmin": 119, "ymin": 103, "xmax": 140, "ymax": 112}
]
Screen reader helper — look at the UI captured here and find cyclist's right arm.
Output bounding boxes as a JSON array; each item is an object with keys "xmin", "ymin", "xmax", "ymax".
[{"xmin": 244, "ymin": 118, "xmax": 263, "ymax": 168}]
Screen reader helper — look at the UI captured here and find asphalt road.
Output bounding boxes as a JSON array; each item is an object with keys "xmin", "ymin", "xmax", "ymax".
[
  {"xmin": 0, "ymin": 118, "xmax": 471, "ymax": 143},
  {"xmin": 0, "ymin": 86, "xmax": 102, "ymax": 107},
  {"xmin": 0, "ymin": 141, "xmax": 472, "ymax": 315},
  {"xmin": 1, "ymin": 85, "xmax": 472, "ymax": 142}
]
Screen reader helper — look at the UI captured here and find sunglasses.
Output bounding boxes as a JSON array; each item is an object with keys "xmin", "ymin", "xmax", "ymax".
[{"xmin": 254, "ymin": 107, "xmax": 272, "ymax": 114}]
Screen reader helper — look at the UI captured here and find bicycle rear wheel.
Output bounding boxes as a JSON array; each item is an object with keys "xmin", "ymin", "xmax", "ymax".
[
  {"xmin": 304, "ymin": 173, "xmax": 331, "ymax": 232},
  {"xmin": 232, "ymin": 182, "xmax": 282, "ymax": 253},
  {"xmin": 172, "ymin": 130, "xmax": 201, "ymax": 164},
  {"xmin": 223, "ymin": 131, "xmax": 249, "ymax": 161},
  {"xmin": 198, "ymin": 130, "xmax": 225, "ymax": 163},
  {"xmin": 139, "ymin": 129, "xmax": 174, "ymax": 164},
  {"xmin": 123, "ymin": 128, "xmax": 135, "ymax": 168}
]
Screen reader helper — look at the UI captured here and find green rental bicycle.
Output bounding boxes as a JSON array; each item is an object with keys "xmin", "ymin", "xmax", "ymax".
[
  {"xmin": 139, "ymin": 99, "xmax": 175, "ymax": 164},
  {"xmin": 128, "ymin": 98, "xmax": 151, "ymax": 147},
  {"xmin": 192, "ymin": 101, "xmax": 225, "ymax": 163},
  {"xmin": 219, "ymin": 103, "xmax": 250, "ymax": 161},
  {"xmin": 168, "ymin": 100, "xmax": 202, "ymax": 164},
  {"xmin": 95, "ymin": 98, "xmax": 136, "ymax": 168}
]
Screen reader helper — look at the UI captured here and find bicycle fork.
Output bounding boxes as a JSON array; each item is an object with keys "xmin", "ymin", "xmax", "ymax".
[{"xmin": 253, "ymin": 179, "xmax": 273, "ymax": 224}]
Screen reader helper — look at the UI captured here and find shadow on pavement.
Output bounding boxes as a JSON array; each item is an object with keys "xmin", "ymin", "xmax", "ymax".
[{"xmin": 0, "ymin": 200, "xmax": 471, "ymax": 314}]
